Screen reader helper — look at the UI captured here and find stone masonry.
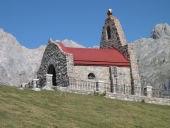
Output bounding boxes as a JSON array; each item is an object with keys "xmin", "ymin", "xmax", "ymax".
[
  {"xmin": 74, "ymin": 66, "xmax": 110, "ymax": 83},
  {"xmin": 110, "ymin": 66, "xmax": 131, "ymax": 93},
  {"xmin": 128, "ymin": 44, "xmax": 141, "ymax": 90},
  {"xmin": 66, "ymin": 53, "xmax": 75, "ymax": 79},
  {"xmin": 100, "ymin": 9, "xmax": 129, "ymax": 60},
  {"xmin": 117, "ymin": 67, "xmax": 131, "ymax": 87},
  {"xmin": 37, "ymin": 39, "xmax": 69, "ymax": 87}
]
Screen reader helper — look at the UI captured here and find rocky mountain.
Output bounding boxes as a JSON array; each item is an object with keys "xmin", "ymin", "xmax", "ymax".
[
  {"xmin": 0, "ymin": 28, "xmax": 46, "ymax": 86},
  {"xmin": 0, "ymin": 29, "xmax": 84, "ymax": 86},
  {"xmin": 59, "ymin": 39, "xmax": 85, "ymax": 48},
  {"xmin": 133, "ymin": 23, "xmax": 170, "ymax": 89}
]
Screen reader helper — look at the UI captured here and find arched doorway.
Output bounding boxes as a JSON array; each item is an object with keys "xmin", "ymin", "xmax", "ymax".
[{"xmin": 47, "ymin": 64, "xmax": 57, "ymax": 86}]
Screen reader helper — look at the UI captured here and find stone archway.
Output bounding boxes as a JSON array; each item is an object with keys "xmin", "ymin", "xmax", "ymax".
[{"xmin": 47, "ymin": 64, "xmax": 57, "ymax": 86}]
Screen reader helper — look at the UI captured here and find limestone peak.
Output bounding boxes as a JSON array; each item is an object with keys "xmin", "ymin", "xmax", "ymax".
[{"xmin": 150, "ymin": 23, "xmax": 170, "ymax": 39}]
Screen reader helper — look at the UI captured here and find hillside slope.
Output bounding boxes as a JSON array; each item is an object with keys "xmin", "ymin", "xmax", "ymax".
[
  {"xmin": 0, "ymin": 85, "xmax": 170, "ymax": 128},
  {"xmin": 133, "ymin": 24, "xmax": 170, "ymax": 88}
]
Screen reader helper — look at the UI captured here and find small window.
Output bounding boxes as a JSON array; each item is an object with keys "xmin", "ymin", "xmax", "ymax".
[
  {"xmin": 88, "ymin": 73, "xmax": 95, "ymax": 79},
  {"xmin": 107, "ymin": 26, "xmax": 111, "ymax": 39}
]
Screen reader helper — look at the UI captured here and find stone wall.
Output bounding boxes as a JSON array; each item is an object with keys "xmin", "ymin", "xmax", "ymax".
[
  {"xmin": 106, "ymin": 93, "xmax": 170, "ymax": 106},
  {"xmin": 113, "ymin": 17, "xmax": 127, "ymax": 46},
  {"xmin": 110, "ymin": 66, "xmax": 131, "ymax": 93},
  {"xmin": 117, "ymin": 67, "xmax": 131, "ymax": 87},
  {"xmin": 74, "ymin": 66, "xmax": 110, "ymax": 83},
  {"xmin": 66, "ymin": 53, "xmax": 75, "ymax": 78},
  {"xmin": 73, "ymin": 66, "xmax": 131, "ymax": 93},
  {"xmin": 56, "ymin": 86, "xmax": 94, "ymax": 95},
  {"xmin": 37, "ymin": 40, "xmax": 69, "ymax": 87},
  {"xmin": 56, "ymin": 86, "xmax": 170, "ymax": 106},
  {"xmin": 128, "ymin": 44, "xmax": 141, "ymax": 89}
]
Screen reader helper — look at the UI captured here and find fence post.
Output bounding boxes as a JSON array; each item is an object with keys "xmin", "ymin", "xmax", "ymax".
[
  {"xmin": 146, "ymin": 86, "xmax": 153, "ymax": 97},
  {"xmin": 33, "ymin": 79, "xmax": 39, "ymax": 88},
  {"xmin": 42, "ymin": 74, "xmax": 53, "ymax": 90},
  {"xmin": 46, "ymin": 74, "xmax": 53, "ymax": 87},
  {"xmin": 96, "ymin": 81, "xmax": 105, "ymax": 93}
]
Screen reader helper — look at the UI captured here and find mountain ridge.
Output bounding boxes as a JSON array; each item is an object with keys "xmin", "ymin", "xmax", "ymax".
[{"xmin": 133, "ymin": 23, "xmax": 170, "ymax": 89}]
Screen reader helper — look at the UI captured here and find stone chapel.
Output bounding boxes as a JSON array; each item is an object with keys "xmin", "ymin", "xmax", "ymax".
[{"xmin": 37, "ymin": 9, "xmax": 141, "ymax": 93}]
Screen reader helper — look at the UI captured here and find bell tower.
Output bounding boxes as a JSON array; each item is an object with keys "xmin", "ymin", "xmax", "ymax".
[
  {"xmin": 100, "ymin": 9, "xmax": 127, "ymax": 48},
  {"xmin": 100, "ymin": 9, "xmax": 129, "ymax": 60}
]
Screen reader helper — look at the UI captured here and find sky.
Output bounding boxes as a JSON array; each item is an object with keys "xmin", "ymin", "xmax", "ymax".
[{"xmin": 1, "ymin": 0, "xmax": 170, "ymax": 49}]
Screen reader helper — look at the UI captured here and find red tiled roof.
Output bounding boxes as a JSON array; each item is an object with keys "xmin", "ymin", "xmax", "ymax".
[{"xmin": 56, "ymin": 42, "xmax": 130, "ymax": 67}]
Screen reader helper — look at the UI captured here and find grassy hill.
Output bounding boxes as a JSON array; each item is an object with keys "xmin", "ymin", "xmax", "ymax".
[{"xmin": 0, "ymin": 85, "xmax": 170, "ymax": 128}]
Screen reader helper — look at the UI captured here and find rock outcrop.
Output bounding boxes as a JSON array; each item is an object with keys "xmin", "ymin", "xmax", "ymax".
[
  {"xmin": 0, "ymin": 28, "xmax": 46, "ymax": 86},
  {"xmin": 133, "ymin": 24, "xmax": 170, "ymax": 89},
  {"xmin": 150, "ymin": 23, "xmax": 170, "ymax": 39}
]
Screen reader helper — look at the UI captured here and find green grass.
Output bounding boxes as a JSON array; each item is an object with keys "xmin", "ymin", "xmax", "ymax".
[{"xmin": 0, "ymin": 85, "xmax": 170, "ymax": 128}]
